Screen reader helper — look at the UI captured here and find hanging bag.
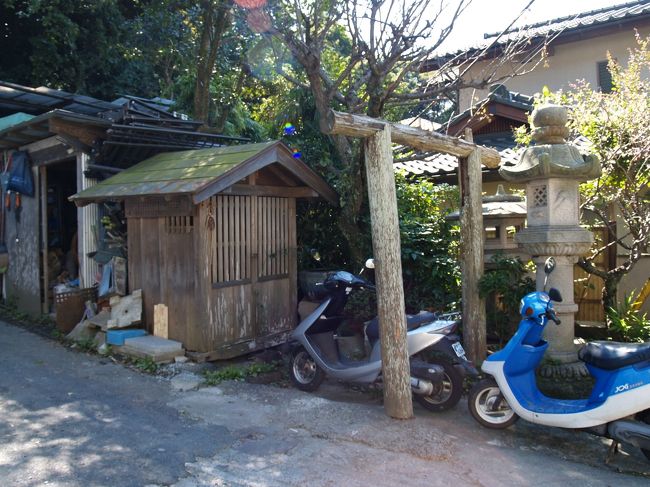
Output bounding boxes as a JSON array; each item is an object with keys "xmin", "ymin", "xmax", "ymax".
[{"xmin": 6, "ymin": 151, "xmax": 34, "ymax": 196}]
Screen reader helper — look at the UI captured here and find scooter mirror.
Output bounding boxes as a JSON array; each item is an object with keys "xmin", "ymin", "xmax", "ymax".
[
  {"xmin": 365, "ymin": 258, "xmax": 375, "ymax": 269},
  {"xmin": 548, "ymin": 288, "xmax": 563, "ymax": 302},
  {"xmin": 544, "ymin": 257, "xmax": 556, "ymax": 275}
]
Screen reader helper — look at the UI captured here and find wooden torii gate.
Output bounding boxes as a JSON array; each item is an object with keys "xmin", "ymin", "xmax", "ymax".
[{"xmin": 324, "ymin": 110, "xmax": 501, "ymax": 419}]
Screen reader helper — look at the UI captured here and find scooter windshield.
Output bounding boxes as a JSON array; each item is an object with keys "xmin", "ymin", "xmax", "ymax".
[{"xmin": 327, "ymin": 271, "xmax": 369, "ymax": 287}]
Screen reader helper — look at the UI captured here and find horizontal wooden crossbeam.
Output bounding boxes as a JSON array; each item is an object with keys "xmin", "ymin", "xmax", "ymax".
[{"xmin": 323, "ymin": 109, "xmax": 501, "ymax": 168}]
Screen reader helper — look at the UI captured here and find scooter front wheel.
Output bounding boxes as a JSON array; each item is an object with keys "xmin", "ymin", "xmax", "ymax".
[
  {"xmin": 638, "ymin": 409, "xmax": 650, "ymax": 461},
  {"xmin": 290, "ymin": 347, "xmax": 325, "ymax": 392},
  {"xmin": 468, "ymin": 378, "xmax": 519, "ymax": 429}
]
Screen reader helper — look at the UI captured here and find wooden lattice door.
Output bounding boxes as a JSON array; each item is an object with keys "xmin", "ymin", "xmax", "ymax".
[{"xmin": 210, "ymin": 194, "xmax": 295, "ymax": 338}]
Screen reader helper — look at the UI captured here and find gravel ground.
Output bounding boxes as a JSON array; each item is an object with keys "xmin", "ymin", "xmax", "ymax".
[{"xmin": 1, "ymin": 320, "xmax": 649, "ymax": 487}]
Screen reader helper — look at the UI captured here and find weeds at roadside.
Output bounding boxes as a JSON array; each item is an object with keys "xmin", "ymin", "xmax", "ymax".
[
  {"xmin": 133, "ymin": 356, "xmax": 159, "ymax": 374},
  {"xmin": 71, "ymin": 337, "xmax": 97, "ymax": 353},
  {"xmin": 203, "ymin": 361, "xmax": 279, "ymax": 386}
]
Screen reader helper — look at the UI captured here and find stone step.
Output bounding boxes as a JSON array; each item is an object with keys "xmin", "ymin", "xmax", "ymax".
[{"xmin": 118, "ymin": 335, "xmax": 185, "ymax": 363}]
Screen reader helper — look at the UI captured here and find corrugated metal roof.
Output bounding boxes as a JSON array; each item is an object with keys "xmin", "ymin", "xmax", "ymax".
[
  {"xmin": 0, "ymin": 112, "xmax": 34, "ymax": 131},
  {"xmin": 0, "ymin": 109, "xmax": 112, "ymax": 150},
  {"xmin": 0, "ymin": 80, "xmax": 120, "ymax": 117},
  {"xmin": 72, "ymin": 142, "xmax": 276, "ymax": 201}
]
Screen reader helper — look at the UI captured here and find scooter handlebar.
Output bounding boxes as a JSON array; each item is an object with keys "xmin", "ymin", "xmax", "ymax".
[{"xmin": 546, "ymin": 309, "xmax": 561, "ymax": 325}]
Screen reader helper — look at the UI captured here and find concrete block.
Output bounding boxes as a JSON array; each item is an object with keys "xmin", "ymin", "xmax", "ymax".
[
  {"xmin": 122, "ymin": 335, "xmax": 184, "ymax": 363},
  {"xmin": 66, "ymin": 320, "xmax": 98, "ymax": 342},
  {"xmin": 170, "ymin": 372, "xmax": 201, "ymax": 392},
  {"xmin": 94, "ymin": 331, "xmax": 106, "ymax": 348},
  {"xmin": 88, "ymin": 310, "xmax": 111, "ymax": 330}
]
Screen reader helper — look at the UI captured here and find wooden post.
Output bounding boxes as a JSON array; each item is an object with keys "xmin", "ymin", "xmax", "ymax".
[
  {"xmin": 365, "ymin": 124, "xmax": 413, "ymax": 420},
  {"xmin": 153, "ymin": 303, "xmax": 169, "ymax": 339},
  {"xmin": 40, "ymin": 165, "xmax": 48, "ymax": 314},
  {"xmin": 458, "ymin": 128, "xmax": 487, "ymax": 363}
]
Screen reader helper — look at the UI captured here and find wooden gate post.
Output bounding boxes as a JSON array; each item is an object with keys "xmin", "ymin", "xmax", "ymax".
[
  {"xmin": 458, "ymin": 128, "xmax": 486, "ymax": 363},
  {"xmin": 365, "ymin": 124, "xmax": 413, "ymax": 420}
]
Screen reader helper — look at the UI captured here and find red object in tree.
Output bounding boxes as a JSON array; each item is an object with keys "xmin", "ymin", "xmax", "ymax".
[
  {"xmin": 235, "ymin": 0, "xmax": 267, "ymax": 9},
  {"xmin": 247, "ymin": 9, "xmax": 271, "ymax": 33}
]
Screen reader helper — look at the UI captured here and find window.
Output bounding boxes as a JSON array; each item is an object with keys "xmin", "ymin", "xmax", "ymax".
[
  {"xmin": 485, "ymin": 226, "xmax": 500, "ymax": 240},
  {"xmin": 257, "ymin": 197, "xmax": 290, "ymax": 280},
  {"xmin": 212, "ymin": 195, "xmax": 252, "ymax": 285},
  {"xmin": 505, "ymin": 225, "xmax": 520, "ymax": 242},
  {"xmin": 210, "ymin": 195, "xmax": 290, "ymax": 286},
  {"xmin": 533, "ymin": 185, "xmax": 548, "ymax": 208},
  {"xmin": 165, "ymin": 216, "xmax": 193, "ymax": 234},
  {"xmin": 597, "ymin": 61, "xmax": 613, "ymax": 93}
]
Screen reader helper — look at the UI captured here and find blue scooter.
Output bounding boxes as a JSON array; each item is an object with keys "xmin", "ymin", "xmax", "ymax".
[{"xmin": 468, "ymin": 257, "xmax": 650, "ymax": 461}]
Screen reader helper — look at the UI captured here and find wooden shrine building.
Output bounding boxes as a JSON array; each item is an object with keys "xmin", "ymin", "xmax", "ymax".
[{"xmin": 72, "ymin": 141, "xmax": 337, "ymax": 359}]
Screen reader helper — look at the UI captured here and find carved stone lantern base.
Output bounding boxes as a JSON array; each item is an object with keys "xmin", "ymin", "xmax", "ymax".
[{"xmin": 500, "ymin": 104, "xmax": 602, "ymax": 383}]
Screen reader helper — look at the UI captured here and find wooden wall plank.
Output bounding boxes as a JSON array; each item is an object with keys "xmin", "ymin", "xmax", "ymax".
[
  {"xmin": 194, "ymin": 201, "xmax": 213, "ymax": 351},
  {"xmin": 288, "ymin": 197, "xmax": 297, "ymax": 319},
  {"xmin": 235, "ymin": 196, "xmax": 241, "ymax": 280},
  {"xmin": 138, "ymin": 218, "xmax": 162, "ymax": 333},
  {"xmin": 127, "ymin": 218, "xmax": 142, "ymax": 293},
  {"xmin": 217, "ymin": 196, "xmax": 224, "ymax": 283}
]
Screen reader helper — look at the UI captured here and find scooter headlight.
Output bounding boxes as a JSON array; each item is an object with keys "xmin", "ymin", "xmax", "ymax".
[{"xmin": 520, "ymin": 292, "xmax": 550, "ymax": 322}]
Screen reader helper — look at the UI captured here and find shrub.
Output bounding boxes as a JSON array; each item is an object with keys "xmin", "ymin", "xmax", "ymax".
[
  {"xmin": 607, "ymin": 292, "xmax": 650, "ymax": 342},
  {"xmin": 479, "ymin": 254, "xmax": 535, "ymax": 345}
]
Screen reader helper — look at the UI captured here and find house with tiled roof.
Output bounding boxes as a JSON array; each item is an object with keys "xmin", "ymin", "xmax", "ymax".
[
  {"xmin": 405, "ymin": 1, "xmax": 650, "ymax": 322},
  {"xmin": 431, "ymin": 0, "xmax": 650, "ymax": 112}
]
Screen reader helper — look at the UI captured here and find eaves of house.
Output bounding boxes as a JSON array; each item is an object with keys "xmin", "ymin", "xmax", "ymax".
[{"xmin": 421, "ymin": 0, "xmax": 650, "ymax": 72}]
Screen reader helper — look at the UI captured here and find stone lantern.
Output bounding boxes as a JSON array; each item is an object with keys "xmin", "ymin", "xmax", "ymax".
[{"xmin": 500, "ymin": 105, "xmax": 601, "ymax": 376}]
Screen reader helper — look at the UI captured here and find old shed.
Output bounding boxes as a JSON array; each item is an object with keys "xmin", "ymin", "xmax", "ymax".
[{"xmin": 71, "ymin": 141, "xmax": 337, "ymax": 359}]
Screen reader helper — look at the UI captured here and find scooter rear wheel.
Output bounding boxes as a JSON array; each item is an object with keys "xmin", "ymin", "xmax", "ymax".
[
  {"xmin": 468, "ymin": 378, "xmax": 519, "ymax": 429},
  {"xmin": 414, "ymin": 360, "xmax": 463, "ymax": 412},
  {"xmin": 290, "ymin": 347, "xmax": 325, "ymax": 392}
]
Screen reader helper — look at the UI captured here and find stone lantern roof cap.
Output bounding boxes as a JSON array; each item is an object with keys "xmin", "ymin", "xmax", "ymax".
[{"xmin": 499, "ymin": 104, "xmax": 601, "ymax": 182}]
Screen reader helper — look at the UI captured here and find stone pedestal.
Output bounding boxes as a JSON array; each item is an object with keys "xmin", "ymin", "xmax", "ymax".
[{"xmin": 500, "ymin": 104, "xmax": 601, "ymax": 378}]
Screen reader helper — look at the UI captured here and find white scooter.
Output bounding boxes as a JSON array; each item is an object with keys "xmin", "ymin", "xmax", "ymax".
[
  {"xmin": 468, "ymin": 257, "xmax": 650, "ymax": 460},
  {"xmin": 289, "ymin": 260, "xmax": 478, "ymax": 412}
]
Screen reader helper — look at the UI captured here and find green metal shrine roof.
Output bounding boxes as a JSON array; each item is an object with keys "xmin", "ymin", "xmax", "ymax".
[{"xmin": 71, "ymin": 141, "xmax": 338, "ymax": 206}]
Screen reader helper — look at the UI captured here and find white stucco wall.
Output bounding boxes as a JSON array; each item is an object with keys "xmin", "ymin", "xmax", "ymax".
[{"xmin": 459, "ymin": 28, "xmax": 650, "ymax": 111}]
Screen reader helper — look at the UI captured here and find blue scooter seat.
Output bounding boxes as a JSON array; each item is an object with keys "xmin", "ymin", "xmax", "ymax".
[{"xmin": 579, "ymin": 341, "xmax": 650, "ymax": 370}]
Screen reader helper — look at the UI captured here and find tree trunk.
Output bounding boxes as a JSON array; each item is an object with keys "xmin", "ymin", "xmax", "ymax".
[
  {"xmin": 364, "ymin": 124, "xmax": 413, "ymax": 420},
  {"xmin": 193, "ymin": 0, "xmax": 231, "ymax": 126},
  {"xmin": 603, "ymin": 273, "xmax": 623, "ymax": 325}
]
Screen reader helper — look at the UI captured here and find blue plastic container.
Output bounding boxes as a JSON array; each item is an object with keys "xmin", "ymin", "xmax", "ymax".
[{"xmin": 107, "ymin": 329, "xmax": 146, "ymax": 346}]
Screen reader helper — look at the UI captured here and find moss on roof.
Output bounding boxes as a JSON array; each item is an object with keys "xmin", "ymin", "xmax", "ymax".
[{"xmin": 73, "ymin": 141, "xmax": 276, "ymax": 201}]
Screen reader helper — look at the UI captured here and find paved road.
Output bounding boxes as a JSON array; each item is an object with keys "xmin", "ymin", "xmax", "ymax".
[{"xmin": 1, "ymin": 320, "xmax": 649, "ymax": 486}]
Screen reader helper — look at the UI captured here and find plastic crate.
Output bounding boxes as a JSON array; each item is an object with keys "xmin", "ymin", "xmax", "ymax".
[{"xmin": 55, "ymin": 287, "xmax": 98, "ymax": 333}]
